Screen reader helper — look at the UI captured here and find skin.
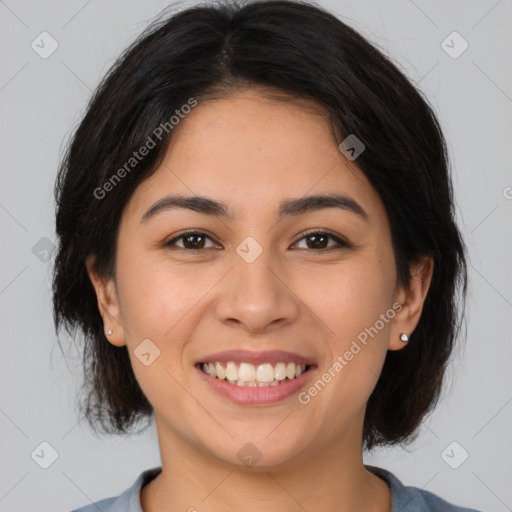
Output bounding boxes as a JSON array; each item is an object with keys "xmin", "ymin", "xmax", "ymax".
[{"xmin": 86, "ymin": 88, "xmax": 433, "ymax": 512}]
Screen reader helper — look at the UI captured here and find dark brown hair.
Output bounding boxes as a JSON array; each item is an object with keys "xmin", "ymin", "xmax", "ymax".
[{"xmin": 52, "ymin": 0, "xmax": 468, "ymax": 450}]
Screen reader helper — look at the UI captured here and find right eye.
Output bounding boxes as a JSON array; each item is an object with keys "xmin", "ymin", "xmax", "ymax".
[{"xmin": 162, "ymin": 231, "xmax": 222, "ymax": 251}]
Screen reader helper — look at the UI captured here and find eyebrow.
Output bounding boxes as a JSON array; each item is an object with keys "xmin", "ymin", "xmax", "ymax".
[{"xmin": 140, "ymin": 193, "xmax": 369, "ymax": 224}]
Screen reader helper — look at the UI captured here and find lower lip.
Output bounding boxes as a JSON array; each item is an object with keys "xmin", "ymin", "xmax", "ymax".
[{"xmin": 195, "ymin": 365, "xmax": 316, "ymax": 405}]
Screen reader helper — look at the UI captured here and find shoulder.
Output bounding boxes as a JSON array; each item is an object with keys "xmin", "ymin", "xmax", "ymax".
[
  {"xmin": 70, "ymin": 496, "xmax": 117, "ymax": 512},
  {"xmin": 69, "ymin": 467, "xmax": 162, "ymax": 512},
  {"xmin": 365, "ymin": 465, "xmax": 483, "ymax": 512}
]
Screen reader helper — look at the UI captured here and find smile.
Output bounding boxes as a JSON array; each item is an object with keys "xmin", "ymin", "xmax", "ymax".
[{"xmin": 200, "ymin": 361, "xmax": 310, "ymax": 387}]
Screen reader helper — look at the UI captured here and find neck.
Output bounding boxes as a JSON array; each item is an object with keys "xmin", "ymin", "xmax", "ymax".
[
  {"xmin": 140, "ymin": 414, "xmax": 391, "ymax": 512},
  {"xmin": 141, "ymin": 412, "xmax": 391, "ymax": 512}
]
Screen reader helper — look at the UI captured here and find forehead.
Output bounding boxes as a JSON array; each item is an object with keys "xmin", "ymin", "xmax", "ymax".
[{"xmin": 123, "ymin": 91, "xmax": 386, "ymax": 226}]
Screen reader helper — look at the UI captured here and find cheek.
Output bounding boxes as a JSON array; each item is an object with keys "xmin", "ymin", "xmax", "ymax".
[
  {"xmin": 297, "ymin": 256, "xmax": 393, "ymax": 388},
  {"xmin": 117, "ymin": 260, "xmax": 207, "ymax": 405},
  {"xmin": 298, "ymin": 257, "xmax": 392, "ymax": 339},
  {"xmin": 117, "ymin": 251, "xmax": 211, "ymax": 340}
]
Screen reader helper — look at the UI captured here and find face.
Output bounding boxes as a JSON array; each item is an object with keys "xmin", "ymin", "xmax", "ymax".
[{"xmin": 87, "ymin": 90, "xmax": 432, "ymax": 469}]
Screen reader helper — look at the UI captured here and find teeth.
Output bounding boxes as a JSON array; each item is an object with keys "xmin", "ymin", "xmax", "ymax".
[
  {"xmin": 225, "ymin": 362, "xmax": 238, "ymax": 381},
  {"xmin": 274, "ymin": 362, "xmax": 287, "ymax": 381},
  {"xmin": 239, "ymin": 362, "xmax": 256, "ymax": 382},
  {"xmin": 215, "ymin": 362, "xmax": 225, "ymax": 380},
  {"xmin": 257, "ymin": 363, "xmax": 275, "ymax": 383},
  {"xmin": 201, "ymin": 361, "xmax": 309, "ymax": 386}
]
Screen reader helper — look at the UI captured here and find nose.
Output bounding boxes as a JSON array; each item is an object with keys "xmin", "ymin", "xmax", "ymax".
[{"xmin": 214, "ymin": 246, "xmax": 300, "ymax": 334}]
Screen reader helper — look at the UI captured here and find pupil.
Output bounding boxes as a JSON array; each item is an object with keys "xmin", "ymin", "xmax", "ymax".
[
  {"xmin": 309, "ymin": 234, "xmax": 327, "ymax": 249},
  {"xmin": 186, "ymin": 235, "xmax": 203, "ymax": 249}
]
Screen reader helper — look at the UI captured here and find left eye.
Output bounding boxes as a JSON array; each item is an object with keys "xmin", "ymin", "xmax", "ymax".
[
  {"xmin": 293, "ymin": 230, "xmax": 349, "ymax": 251},
  {"xmin": 163, "ymin": 230, "xmax": 349, "ymax": 251}
]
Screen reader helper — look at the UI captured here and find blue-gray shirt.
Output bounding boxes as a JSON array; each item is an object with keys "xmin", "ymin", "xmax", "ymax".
[{"xmin": 70, "ymin": 465, "xmax": 482, "ymax": 511}]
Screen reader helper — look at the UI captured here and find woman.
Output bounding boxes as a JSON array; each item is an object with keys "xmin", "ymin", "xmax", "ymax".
[{"xmin": 53, "ymin": 1, "xmax": 479, "ymax": 510}]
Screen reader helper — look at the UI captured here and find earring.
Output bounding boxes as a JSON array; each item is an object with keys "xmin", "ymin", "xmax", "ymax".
[
  {"xmin": 399, "ymin": 333, "xmax": 409, "ymax": 344},
  {"xmin": 106, "ymin": 329, "xmax": 113, "ymax": 336}
]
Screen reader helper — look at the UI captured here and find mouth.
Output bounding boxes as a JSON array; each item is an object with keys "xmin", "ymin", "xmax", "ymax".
[
  {"xmin": 194, "ymin": 353, "xmax": 317, "ymax": 405},
  {"xmin": 196, "ymin": 361, "xmax": 313, "ymax": 387}
]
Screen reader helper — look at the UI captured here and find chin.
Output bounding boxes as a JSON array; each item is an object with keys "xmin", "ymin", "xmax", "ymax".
[{"xmin": 205, "ymin": 434, "xmax": 310, "ymax": 471}]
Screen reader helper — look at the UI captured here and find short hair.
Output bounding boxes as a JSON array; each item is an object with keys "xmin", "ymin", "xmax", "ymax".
[{"xmin": 52, "ymin": 0, "xmax": 468, "ymax": 450}]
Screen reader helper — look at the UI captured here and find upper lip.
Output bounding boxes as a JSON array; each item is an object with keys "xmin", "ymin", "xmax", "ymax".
[{"xmin": 196, "ymin": 350, "xmax": 316, "ymax": 366}]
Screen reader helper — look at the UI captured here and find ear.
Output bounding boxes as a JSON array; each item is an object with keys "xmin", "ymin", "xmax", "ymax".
[
  {"xmin": 85, "ymin": 254, "xmax": 126, "ymax": 347},
  {"xmin": 388, "ymin": 255, "xmax": 434, "ymax": 351}
]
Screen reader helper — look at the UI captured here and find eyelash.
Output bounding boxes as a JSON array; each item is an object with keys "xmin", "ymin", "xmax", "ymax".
[{"xmin": 163, "ymin": 229, "xmax": 350, "ymax": 252}]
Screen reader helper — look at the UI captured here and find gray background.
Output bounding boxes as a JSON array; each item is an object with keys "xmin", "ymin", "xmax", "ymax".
[{"xmin": 1, "ymin": 0, "xmax": 511, "ymax": 511}]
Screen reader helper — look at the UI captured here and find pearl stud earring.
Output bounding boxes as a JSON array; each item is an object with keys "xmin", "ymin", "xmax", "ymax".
[{"xmin": 399, "ymin": 333, "xmax": 409, "ymax": 344}]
